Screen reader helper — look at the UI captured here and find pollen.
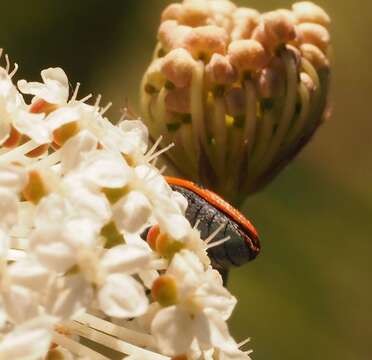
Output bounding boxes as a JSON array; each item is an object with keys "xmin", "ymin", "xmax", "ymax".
[{"xmin": 151, "ymin": 274, "xmax": 179, "ymax": 307}]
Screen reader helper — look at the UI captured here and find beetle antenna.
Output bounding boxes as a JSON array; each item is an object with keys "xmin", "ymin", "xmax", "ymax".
[
  {"xmin": 207, "ymin": 236, "xmax": 230, "ymax": 249},
  {"xmin": 205, "ymin": 223, "xmax": 226, "ymax": 244}
]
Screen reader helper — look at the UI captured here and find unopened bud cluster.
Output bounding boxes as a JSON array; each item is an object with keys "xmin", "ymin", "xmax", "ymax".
[
  {"xmin": 141, "ymin": 0, "xmax": 331, "ymax": 204},
  {"xmin": 0, "ymin": 51, "xmax": 251, "ymax": 359}
]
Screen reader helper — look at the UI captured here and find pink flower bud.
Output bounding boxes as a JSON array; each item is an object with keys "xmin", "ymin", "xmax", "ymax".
[
  {"xmin": 297, "ymin": 23, "xmax": 330, "ymax": 52},
  {"xmin": 292, "ymin": 1, "xmax": 331, "ymax": 28},
  {"xmin": 205, "ymin": 54, "xmax": 237, "ymax": 85}
]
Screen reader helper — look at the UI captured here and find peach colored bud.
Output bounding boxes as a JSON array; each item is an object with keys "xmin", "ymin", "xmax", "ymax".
[
  {"xmin": 205, "ymin": 54, "xmax": 237, "ymax": 85},
  {"xmin": 297, "ymin": 23, "xmax": 330, "ymax": 52},
  {"xmin": 158, "ymin": 20, "xmax": 193, "ymax": 51},
  {"xmin": 228, "ymin": 39, "xmax": 269, "ymax": 74},
  {"xmin": 209, "ymin": 0, "xmax": 237, "ymax": 31},
  {"xmin": 300, "ymin": 43, "xmax": 329, "ymax": 69},
  {"xmin": 151, "ymin": 275, "xmax": 178, "ymax": 307},
  {"xmin": 22, "ymin": 170, "xmax": 49, "ymax": 205},
  {"xmin": 182, "ymin": 25, "xmax": 229, "ymax": 61},
  {"xmin": 144, "ymin": 59, "xmax": 166, "ymax": 92},
  {"xmin": 300, "ymin": 72, "xmax": 315, "ymax": 92},
  {"xmin": 225, "ymin": 87, "xmax": 246, "ymax": 116},
  {"xmin": 292, "ymin": 2, "xmax": 331, "ymax": 28},
  {"xmin": 255, "ymin": 10, "xmax": 297, "ymax": 51},
  {"xmin": 181, "ymin": 0, "xmax": 209, "ymax": 27},
  {"xmin": 165, "ymin": 87, "xmax": 191, "ymax": 113},
  {"xmin": 231, "ymin": 8, "xmax": 260, "ymax": 40},
  {"xmin": 161, "ymin": 3, "xmax": 184, "ymax": 22},
  {"xmin": 161, "ymin": 48, "xmax": 196, "ymax": 88}
]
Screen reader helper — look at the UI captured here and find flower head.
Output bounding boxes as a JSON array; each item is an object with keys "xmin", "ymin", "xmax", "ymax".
[
  {"xmin": 0, "ymin": 52, "xmax": 251, "ymax": 359},
  {"xmin": 141, "ymin": 0, "xmax": 332, "ymax": 205}
]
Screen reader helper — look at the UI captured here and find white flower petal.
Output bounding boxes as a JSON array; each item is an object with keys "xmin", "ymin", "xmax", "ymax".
[
  {"xmin": 80, "ymin": 151, "xmax": 133, "ymax": 189},
  {"xmin": 8, "ymin": 258, "xmax": 50, "ymax": 291},
  {"xmin": 113, "ymin": 191, "xmax": 152, "ymax": 234},
  {"xmin": 0, "ymin": 316, "xmax": 54, "ymax": 360},
  {"xmin": 118, "ymin": 120, "xmax": 149, "ymax": 155},
  {"xmin": 98, "ymin": 274, "xmax": 148, "ymax": 318},
  {"xmin": 0, "ymin": 188, "xmax": 19, "ymax": 229},
  {"xmin": 35, "ymin": 194, "xmax": 69, "ymax": 229},
  {"xmin": 46, "ymin": 106, "xmax": 80, "ymax": 131},
  {"xmin": 101, "ymin": 244, "xmax": 151, "ymax": 275},
  {"xmin": 157, "ymin": 212, "xmax": 192, "ymax": 243},
  {"xmin": 152, "ymin": 306, "xmax": 194, "ymax": 356},
  {"xmin": 13, "ymin": 110, "xmax": 50, "ymax": 144},
  {"xmin": 195, "ymin": 272, "xmax": 237, "ymax": 321},
  {"xmin": 0, "ymin": 163, "xmax": 27, "ymax": 192},
  {"xmin": 18, "ymin": 67, "xmax": 69, "ymax": 104},
  {"xmin": 30, "ymin": 230, "xmax": 76, "ymax": 273},
  {"xmin": 45, "ymin": 275, "xmax": 92, "ymax": 319},
  {"xmin": 0, "ymin": 119, "xmax": 10, "ymax": 146},
  {"xmin": 60, "ymin": 130, "xmax": 98, "ymax": 173},
  {"xmin": 204, "ymin": 309, "xmax": 238, "ymax": 354},
  {"xmin": 2, "ymin": 285, "xmax": 39, "ymax": 324},
  {"xmin": 64, "ymin": 184, "xmax": 111, "ymax": 225}
]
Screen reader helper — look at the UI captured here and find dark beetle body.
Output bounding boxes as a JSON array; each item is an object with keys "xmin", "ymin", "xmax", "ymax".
[{"xmin": 166, "ymin": 177, "xmax": 260, "ymax": 271}]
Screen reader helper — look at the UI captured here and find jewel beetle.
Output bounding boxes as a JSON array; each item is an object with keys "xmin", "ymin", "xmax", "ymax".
[{"xmin": 164, "ymin": 176, "xmax": 260, "ymax": 272}]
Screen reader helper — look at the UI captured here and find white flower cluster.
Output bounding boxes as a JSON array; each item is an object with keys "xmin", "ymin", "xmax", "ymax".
[{"xmin": 0, "ymin": 51, "xmax": 251, "ymax": 360}]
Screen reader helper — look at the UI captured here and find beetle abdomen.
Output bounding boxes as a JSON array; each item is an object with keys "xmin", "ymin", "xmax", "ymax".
[{"xmin": 170, "ymin": 184, "xmax": 260, "ymax": 270}]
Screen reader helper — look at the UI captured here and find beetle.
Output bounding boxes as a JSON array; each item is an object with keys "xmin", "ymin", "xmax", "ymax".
[{"xmin": 164, "ymin": 176, "xmax": 260, "ymax": 272}]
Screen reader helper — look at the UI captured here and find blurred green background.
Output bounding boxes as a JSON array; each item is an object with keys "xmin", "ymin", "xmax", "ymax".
[{"xmin": 1, "ymin": 1, "xmax": 371, "ymax": 359}]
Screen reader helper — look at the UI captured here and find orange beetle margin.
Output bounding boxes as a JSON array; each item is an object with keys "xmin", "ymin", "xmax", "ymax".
[{"xmin": 165, "ymin": 176, "xmax": 259, "ymax": 242}]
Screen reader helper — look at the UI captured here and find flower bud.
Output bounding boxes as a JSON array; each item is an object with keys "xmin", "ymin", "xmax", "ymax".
[
  {"xmin": 228, "ymin": 39, "xmax": 269, "ymax": 74},
  {"xmin": 181, "ymin": 0, "xmax": 209, "ymax": 27},
  {"xmin": 253, "ymin": 10, "xmax": 297, "ymax": 52},
  {"xmin": 182, "ymin": 25, "xmax": 228, "ymax": 61},
  {"xmin": 300, "ymin": 43, "xmax": 329, "ymax": 69},
  {"xmin": 143, "ymin": 59, "xmax": 166, "ymax": 94},
  {"xmin": 208, "ymin": 0, "xmax": 237, "ymax": 31},
  {"xmin": 205, "ymin": 54, "xmax": 237, "ymax": 86},
  {"xmin": 292, "ymin": 2, "xmax": 331, "ymax": 28},
  {"xmin": 161, "ymin": 48, "xmax": 196, "ymax": 88},
  {"xmin": 161, "ymin": 3, "xmax": 184, "ymax": 22},
  {"xmin": 141, "ymin": 0, "xmax": 332, "ymax": 204},
  {"xmin": 151, "ymin": 275, "xmax": 178, "ymax": 307},
  {"xmin": 231, "ymin": 8, "xmax": 260, "ymax": 40},
  {"xmin": 297, "ymin": 22, "xmax": 330, "ymax": 52},
  {"xmin": 158, "ymin": 21, "xmax": 192, "ymax": 52}
]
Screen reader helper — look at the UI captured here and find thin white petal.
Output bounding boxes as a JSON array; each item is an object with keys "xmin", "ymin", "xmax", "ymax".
[
  {"xmin": 152, "ymin": 306, "xmax": 194, "ymax": 356},
  {"xmin": 98, "ymin": 274, "xmax": 148, "ymax": 319}
]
